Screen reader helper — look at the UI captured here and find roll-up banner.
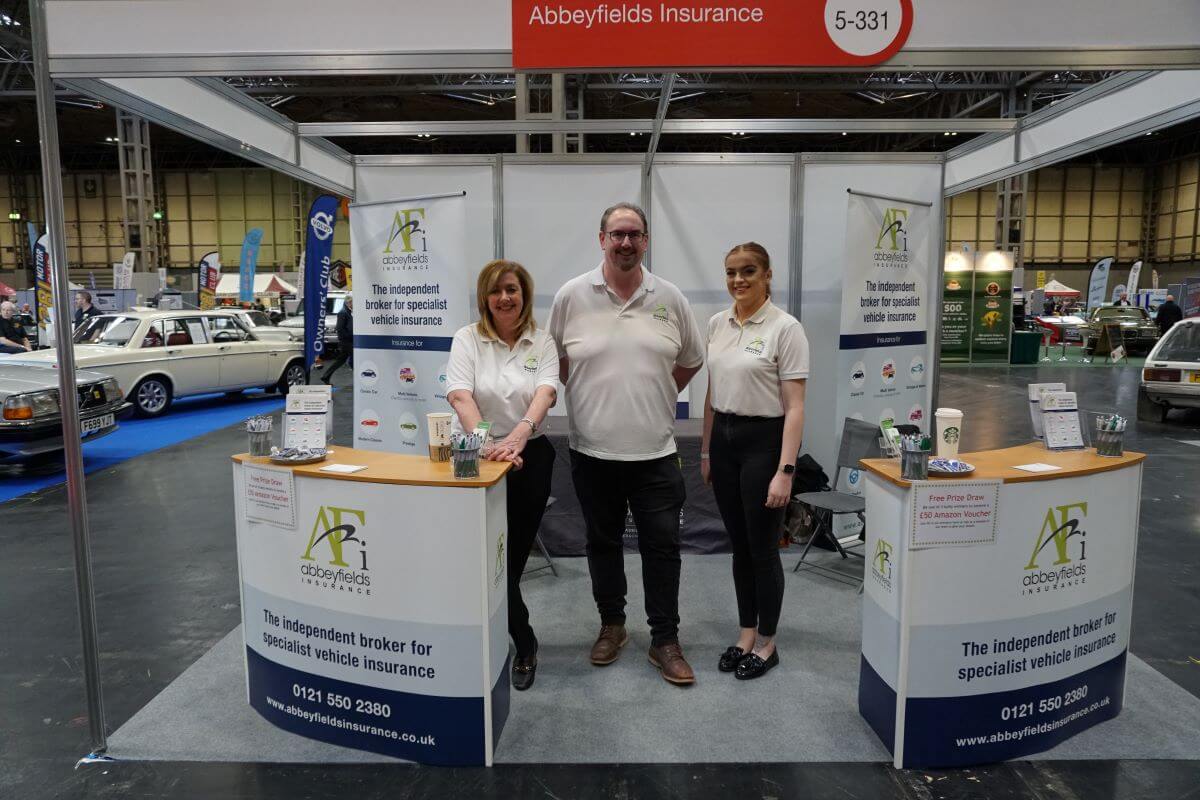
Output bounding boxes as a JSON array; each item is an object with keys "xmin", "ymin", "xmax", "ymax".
[
  {"xmin": 940, "ymin": 252, "xmax": 974, "ymax": 364},
  {"xmin": 969, "ymin": 252, "xmax": 1014, "ymax": 364},
  {"xmin": 240, "ymin": 227, "xmax": 264, "ymax": 303},
  {"xmin": 1126, "ymin": 260, "xmax": 1142, "ymax": 295},
  {"xmin": 351, "ymin": 192, "xmax": 467, "ymax": 454},
  {"xmin": 197, "ymin": 252, "xmax": 221, "ymax": 310},
  {"xmin": 837, "ymin": 192, "xmax": 931, "ymax": 437},
  {"xmin": 1086, "ymin": 257, "xmax": 1113, "ymax": 310},
  {"xmin": 304, "ymin": 195, "xmax": 341, "ymax": 369},
  {"xmin": 33, "ymin": 233, "xmax": 52, "ymax": 334},
  {"xmin": 114, "ymin": 252, "xmax": 134, "ymax": 290}
]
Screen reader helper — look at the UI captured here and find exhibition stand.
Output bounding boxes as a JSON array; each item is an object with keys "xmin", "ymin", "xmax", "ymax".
[
  {"xmin": 231, "ymin": 449, "xmax": 511, "ymax": 766},
  {"xmin": 857, "ymin": 444, "xmax": 1144, "ymax": 768}
]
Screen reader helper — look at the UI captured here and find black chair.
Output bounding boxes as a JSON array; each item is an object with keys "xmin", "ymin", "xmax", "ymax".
[
  {"xmin": 523, "ymin": 496, "xmax": 558, "ymax": 578},
  {"xmin": 792, "ymin": 418, "xmax": 882, "ymax": 585}
]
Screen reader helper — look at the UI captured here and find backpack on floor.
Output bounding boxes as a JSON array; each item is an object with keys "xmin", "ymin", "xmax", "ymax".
[{"xmin": 781, "ymin": 454, "xmax": 830, "ymax": 548}]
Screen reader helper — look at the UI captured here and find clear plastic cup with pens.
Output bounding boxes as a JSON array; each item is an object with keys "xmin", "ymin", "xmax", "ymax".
[
  {"xmin": 245, "ymin": 415, "xmax": 273, "ymax": 457},
  {"xmin": 451, "ymin": 431, "xmax": 482, "ymax": 479},
  {"xmin": 1094, "ymin": 414, "xmax": 1126, "ymax": 458},
  {"xmin": 900, "ymin": 433, "xmax": 932, "ymax": 481}
]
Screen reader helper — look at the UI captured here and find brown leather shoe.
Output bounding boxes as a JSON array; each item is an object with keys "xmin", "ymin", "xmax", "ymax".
[
  {"xmin": 648, "ymin": 642, "xmax": 696, "ymax": 686},
  {"xmin": 589, "ymin": 624, "xmax": 629, "ymax": 665}
]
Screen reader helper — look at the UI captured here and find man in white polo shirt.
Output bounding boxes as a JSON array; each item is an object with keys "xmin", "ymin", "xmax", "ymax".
[{"xmin": 548, "ymin": 202, "xmax": 704, "ymax": 686}]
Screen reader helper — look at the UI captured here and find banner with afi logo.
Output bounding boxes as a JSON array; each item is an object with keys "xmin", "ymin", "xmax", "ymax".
[
  {"xmin": 350, "ymin": 192, "xmax": 468, "ymax": 454},
  {"xmin": 512, "ymin": 0, "xmax": 914, "ymax": 69},
  {"xmin": 836, "ymin": 192, "xmax": 932, "ymax": 442}
]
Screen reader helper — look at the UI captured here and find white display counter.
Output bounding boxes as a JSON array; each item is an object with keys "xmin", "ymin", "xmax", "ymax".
[
  {"xmin": 857, "ymin": 443, "xmax": 1145, "ymax": 768},
  {"xmin": 232, "ymin": 449, "xmax": 511, "ymax": 766}
]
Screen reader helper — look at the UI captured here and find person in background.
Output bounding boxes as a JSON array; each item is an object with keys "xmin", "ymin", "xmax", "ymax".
[
  {"xmin": 447, "ymin": 260, "xmax": 558, "ymax": 691},
  {"xmin": 73, "ymin": 291, "xmax": 101, "ymax": 327},
  {"xmin": 1115, "ymin": 292, "xmax": 1130, "ymax": 306},
  {"xmin": 1156, "ymin": 294, "xmax": 1184, "ymax": 335},
  {"xmin": 701, "ymin": 242, "xmax": 808, "ymax": 681},
  {"xmin": 548, "ymin": 201, "xmax": 705, "ymax": 687},
  {"xmin": 320, "ymin": 295, "xmax": 353, "ymax": 384},
  {"xmin": 0, "ymin": 301, "xmax": 32, "ymax": 354}
]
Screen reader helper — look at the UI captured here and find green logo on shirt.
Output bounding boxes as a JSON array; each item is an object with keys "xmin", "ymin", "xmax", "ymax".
[
  {"xmin": 653, "ymin": 303, "xmax": 669, "ymax": 323},
  {"xmin": 744, "ymin": 336, "xmax": 766, "ymax": 356},
  {"xmin": 523, "ymin": 356, "xmax": 539, "ymax": 374}
]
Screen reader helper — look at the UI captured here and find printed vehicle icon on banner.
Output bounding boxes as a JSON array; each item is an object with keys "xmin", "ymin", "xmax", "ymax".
[
  {"xmin": 361, "ymin": 418, "xmax": 379, "ymax": 428},
  {"xmin": 909, "ymin": 408, "xmax": 924, "ymax": 422},
  {"xmin": 881, "ymin": 363, "xmax": 896, "ymax": 379},
  {"xmin": 360, "ymin": 368, "xmax": 377, "ymax": 379},
  {"xmin": 398, "ymin": 367, "xmax": 416, "ymax": 383},
  {"xmin": 852, "ymin": 368, "xmax": 865, "ymax": 381}
]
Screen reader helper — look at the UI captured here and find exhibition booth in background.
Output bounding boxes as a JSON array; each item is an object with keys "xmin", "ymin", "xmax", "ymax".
[{"xmin": 25, "ymin": 0, "xmax": 1200, "ymax": 773}]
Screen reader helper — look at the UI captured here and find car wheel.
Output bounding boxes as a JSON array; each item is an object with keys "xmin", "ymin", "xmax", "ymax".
[
  {"xmin": 132, "ymin": 376, "xmax": 172, "ymax": 418},
  {"xmin": 277, "ymin": 361, "xmax": 308, "ymax": 395}
]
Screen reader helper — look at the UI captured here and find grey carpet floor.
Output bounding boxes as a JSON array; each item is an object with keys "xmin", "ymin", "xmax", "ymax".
[{"xmin": 106, "ymin": 553, "xmax": 1200, "ymax": 764}]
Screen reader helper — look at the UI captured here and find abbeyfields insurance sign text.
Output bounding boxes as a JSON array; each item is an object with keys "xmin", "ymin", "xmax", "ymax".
[{"xmin": 513, "ymin": 1, "xmax": 913, "ymax": 69}]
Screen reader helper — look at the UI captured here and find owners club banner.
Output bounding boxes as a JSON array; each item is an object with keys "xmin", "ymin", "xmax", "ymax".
[
  {"xmin": 239, "ymin": 227, "xmax": 264, "ymax": 303},
  {"xmin": 350, "ymin": 192, "xmax": 467, "ymax": 454},
  {"xmin": 836, "ymin": 192, "xmax": 932, "ymax": 438},
  {"xmin": 1086, "ymin": 257, "xmax": 1112, "ymax": 311},
  {"xmin": 304, "ymin": 195, "xmax": 341, "ymax": 370},
  {"xmin": 197, "ymin": 252, "xmax": 221, "ymax": 310},
  {"xmin": 33, "ymin": 233, "xmax": 52, "ymax": 334}
]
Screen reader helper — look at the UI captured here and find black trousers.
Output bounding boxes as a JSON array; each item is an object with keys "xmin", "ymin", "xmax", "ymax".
[
  {"xmin": 709, "ymin": 412, "xmax": 786, "ymax": 637},
  {"xmin": 506, "ymin": 435, "xmax": 555, "ymax": 658},
  {"xmin": 569, "ymin": 450, "xmax": 685, "ymax": 647},
  {"xmin": 320, "ymin": 344, "xmax": 353, "ymax": 381}
]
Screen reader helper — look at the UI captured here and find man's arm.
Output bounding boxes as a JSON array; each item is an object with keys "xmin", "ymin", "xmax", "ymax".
[{"xmin": 672, "ymin": 363, "xmax": 701, "ymax": 393}]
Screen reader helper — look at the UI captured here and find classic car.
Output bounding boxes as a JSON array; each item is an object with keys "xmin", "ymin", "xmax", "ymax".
[
  {"xmin": 1082, "ymin": 306, "xmax": 1159, "ymax": 355},
  {"xmin": 276, "ymin": 291, "xmax": 348, "ymax": 352},
  {"xmin": 2, "ymin": 310, "xmax": 307, "ymax": 418},
  {"xmin": 1137, "ymin": 318, "xmax": 1200, "ymax": 423},
  {"xmin": 0, "ymin": 362, "xmax": 130, "ymax": 462},
  {"xmin": 231, "ymin": 309, "xmax": 301, "ymax": 343}
]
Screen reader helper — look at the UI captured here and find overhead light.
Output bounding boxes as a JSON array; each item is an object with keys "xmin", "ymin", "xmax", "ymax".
[
  {"xmin": 152, "ymin": 210, "xmax": 164, "ymax": 221},
  {"xmin": 13, "ymin": 139, "xmax": 20, "ymax": 143},
  {"xmin": 104, "ymin": 136, "xmax": 117, "ymax": 143},
  {"xmin": 943, "ymin": 132, "xmax": 951, "ymax": 136},
  {"xmin": 841, "ymin": 132, "xmax": 848, "ymax": 136},
  {"xmin": 630, "ymin": 131, "xmax": 636, "ymax": 136},
  {"xmin": 7, "ymin": 211, "xmax": 20, "ymax": 221}
]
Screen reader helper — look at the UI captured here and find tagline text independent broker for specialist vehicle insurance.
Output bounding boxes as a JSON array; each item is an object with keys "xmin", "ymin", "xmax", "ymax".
[{"xmin": 526, "ymin": 3, "xmax": 767, "ymax": 28}]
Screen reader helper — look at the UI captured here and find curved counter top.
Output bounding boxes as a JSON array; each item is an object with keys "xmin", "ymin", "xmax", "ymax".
[
  {"xmin": 860, "ymin": 442, "xmax": 1145, "ymax": 488},
  {"xmin": 232, "ymin": 447, "xmax": 511, "ymax": 488}
]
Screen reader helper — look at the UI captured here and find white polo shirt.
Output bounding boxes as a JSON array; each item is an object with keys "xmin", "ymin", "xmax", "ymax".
[
  {"xmin": 707, "ymin": 300, "xmax": 809, "ymax": 418},
  {"xmin": 444, "ymin": 323, "xmax": 559, "ymax": 439},
  {"xmin": 549, "ymin": 264, "xmax": 704, "ymax": 460}
]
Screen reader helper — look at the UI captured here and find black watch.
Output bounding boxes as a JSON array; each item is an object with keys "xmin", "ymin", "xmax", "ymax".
[{"xmin": 779, "ymin": 463, "xmax": 795, "ymax": 475}]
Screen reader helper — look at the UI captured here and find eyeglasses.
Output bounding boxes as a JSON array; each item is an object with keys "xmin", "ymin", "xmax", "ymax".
[{"xmin": 605, "ymin": 230, "xmax": 646, "ymax": 244}]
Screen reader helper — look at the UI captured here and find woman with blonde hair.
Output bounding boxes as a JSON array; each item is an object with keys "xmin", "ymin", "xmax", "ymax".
[{"xmin": 446, "ymin": 260, "xmax": 558, "ymax": 690}]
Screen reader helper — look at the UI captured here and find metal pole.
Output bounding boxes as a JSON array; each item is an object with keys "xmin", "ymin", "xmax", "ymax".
[{"xmin": 29, "ymin": 0, "xmax": 107, "ymax": 756}]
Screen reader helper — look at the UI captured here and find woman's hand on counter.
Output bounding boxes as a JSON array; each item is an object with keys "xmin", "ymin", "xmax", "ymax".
[{"xmin": 489, "ymin": 426, "xmax": 531, "ymax": 463}]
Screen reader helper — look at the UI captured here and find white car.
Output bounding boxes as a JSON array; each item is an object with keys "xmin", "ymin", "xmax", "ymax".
[
  {"xmin": 4, "ymin": 310, "xmax": 307, "ymax": 418},
  {"xmin": 1138, "ymin": 318, "xmax": 1200, "ymax": 423},
  {"xmin": 231, "ymin": 309, "xmax": 300, "ymax": 343}
]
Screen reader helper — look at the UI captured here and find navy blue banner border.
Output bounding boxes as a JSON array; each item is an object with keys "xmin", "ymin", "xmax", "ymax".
[
  {"xmin": 354, "ymin": 334, "xmax": 454, "ymax": 352},
  {"xmin": 839, "ymin": 330, "xmax": 927, "ymax": 350}
]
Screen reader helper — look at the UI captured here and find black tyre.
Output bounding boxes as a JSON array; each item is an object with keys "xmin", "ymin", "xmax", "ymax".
[
  {"xmin": 277, "ymin": 360, "xmax": 308, "ymax": 395},
  {"xmin": 1136, "ymin": 387, "xmax": 1166, "ymax": 424},
  {"xmin": 132, "ymin": 376, "xmax": 173, "ymax": 418}
]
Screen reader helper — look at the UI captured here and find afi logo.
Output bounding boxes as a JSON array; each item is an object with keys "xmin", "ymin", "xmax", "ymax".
[
  {"xmin": 1025, "ymin": 503, "xmax": 1087, "ymax": 570},
  {"xmin": 872, "ymin": 540, "xmax": 893, "ymax": 581},
  {"xmin": 384, "ymin": 208, "xmax": 427, "ymax": 254},
  {"xmin": 875, "ymin": 207, "xmax": 908, "ymax": 252},
  {"xmin": 302, "ymin": 506, "xmax": 368, "ymax": 570}
]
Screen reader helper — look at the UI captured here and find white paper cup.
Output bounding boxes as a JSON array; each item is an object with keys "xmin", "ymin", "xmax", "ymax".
[
  {"xmin": 426, "ymin": 412, "xmax": 453, "ymax": 461},
  {"xmin": 935, "ymin": 408, "xmax": 963, "ymax": 458}
]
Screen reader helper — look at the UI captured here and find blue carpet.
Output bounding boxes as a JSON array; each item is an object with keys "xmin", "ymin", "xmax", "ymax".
[{"xmin": 0, "ymin": 390, "xmax": 287, "ymax": 504}]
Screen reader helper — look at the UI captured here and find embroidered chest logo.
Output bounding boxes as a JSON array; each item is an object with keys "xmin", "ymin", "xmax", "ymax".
[
  {"xmin": 523, "ymin": 355, "xmax": 539, "ymax": 374},
  {"xmin": 744, "ymin": 336, "xmax": 766, "ymax": 356},
  {"xmin": 652, "ymin": 303, "xmax": 670, "ymax": 323}
]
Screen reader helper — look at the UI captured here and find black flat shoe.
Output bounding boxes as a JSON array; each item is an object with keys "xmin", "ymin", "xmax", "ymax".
[
  {"xmin": 512, "ymin": 654, "xmax": 537, "ymax": 691},
  {"xmin": 734, "ymin": 650, "xmax": 779, "ymax": 680},
  {"xmin": 718, "ymin": 646, "xmax": 747, "ymax": 673}
]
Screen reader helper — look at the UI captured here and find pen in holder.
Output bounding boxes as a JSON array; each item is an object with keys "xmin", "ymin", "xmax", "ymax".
[
  {"xmin": 245, "ymin": 415, "xmax": 273, "ymax": 457},
  {"xmin": 451, "ymin": 431, "xmax": 482, "ymax": 479},
  {"xmin": 900, "ymin": 434, "xmax": 931, "ymax": 481},
  {"xmin": 1094, "ymin": 414, "xmax": 1126, "ymax": 457}
]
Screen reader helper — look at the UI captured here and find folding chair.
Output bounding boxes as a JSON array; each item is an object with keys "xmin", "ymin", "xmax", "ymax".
[
  {"xmin": 523, "ymin": 496, "xmax": 558, "ymax": 578},
  {"xmin": 792, "ymin": 418, "xmax": 882, "ymax": 586}
]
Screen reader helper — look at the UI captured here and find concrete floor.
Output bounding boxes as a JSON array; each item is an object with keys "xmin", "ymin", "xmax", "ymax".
[{"xmin": 2, "ymin": 362, "xmax": 1198, "ymax": 799}]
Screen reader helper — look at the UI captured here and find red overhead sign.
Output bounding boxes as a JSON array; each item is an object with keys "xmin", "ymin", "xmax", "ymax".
[{"xmin": 512, "ymin": 1, "xmax": 913, "ymax": 69}]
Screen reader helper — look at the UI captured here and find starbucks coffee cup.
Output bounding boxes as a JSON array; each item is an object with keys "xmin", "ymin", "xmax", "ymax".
[
  {"xmin": 427, "ymin": 412, "xmax": 453, "ymax": 461},
  {"xmin": 935, "ymin": 408, "xmax": 963, "ymax": 458}
]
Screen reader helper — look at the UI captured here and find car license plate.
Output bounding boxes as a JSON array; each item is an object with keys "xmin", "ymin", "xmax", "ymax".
[
  {"xmin": 1190, "ymin": 372, "xmax": 1200, "ymax": 384},
  {"xmin": 81, "ymin": 413, "xmax": 114, "ymax": 436}
]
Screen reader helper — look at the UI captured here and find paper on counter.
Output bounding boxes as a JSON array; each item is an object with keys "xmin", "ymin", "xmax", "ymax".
[
  {"xmin": 319, "ymin": 463, "xmax": 368, "ymax": 474},
  {"xmin": 1012, "ymin": 463, "xmax": 1062, "ymax": 473}
]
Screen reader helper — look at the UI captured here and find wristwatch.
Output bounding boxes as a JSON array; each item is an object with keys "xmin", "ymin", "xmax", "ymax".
[{"xmin": 779, "ymin": 463, "xmax": 795, "ymax": 475}]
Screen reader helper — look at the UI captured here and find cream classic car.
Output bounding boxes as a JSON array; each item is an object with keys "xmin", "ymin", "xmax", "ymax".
[{"xmin": 3, "ymin": 310, "xmax": 307, "ymax": 417}]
